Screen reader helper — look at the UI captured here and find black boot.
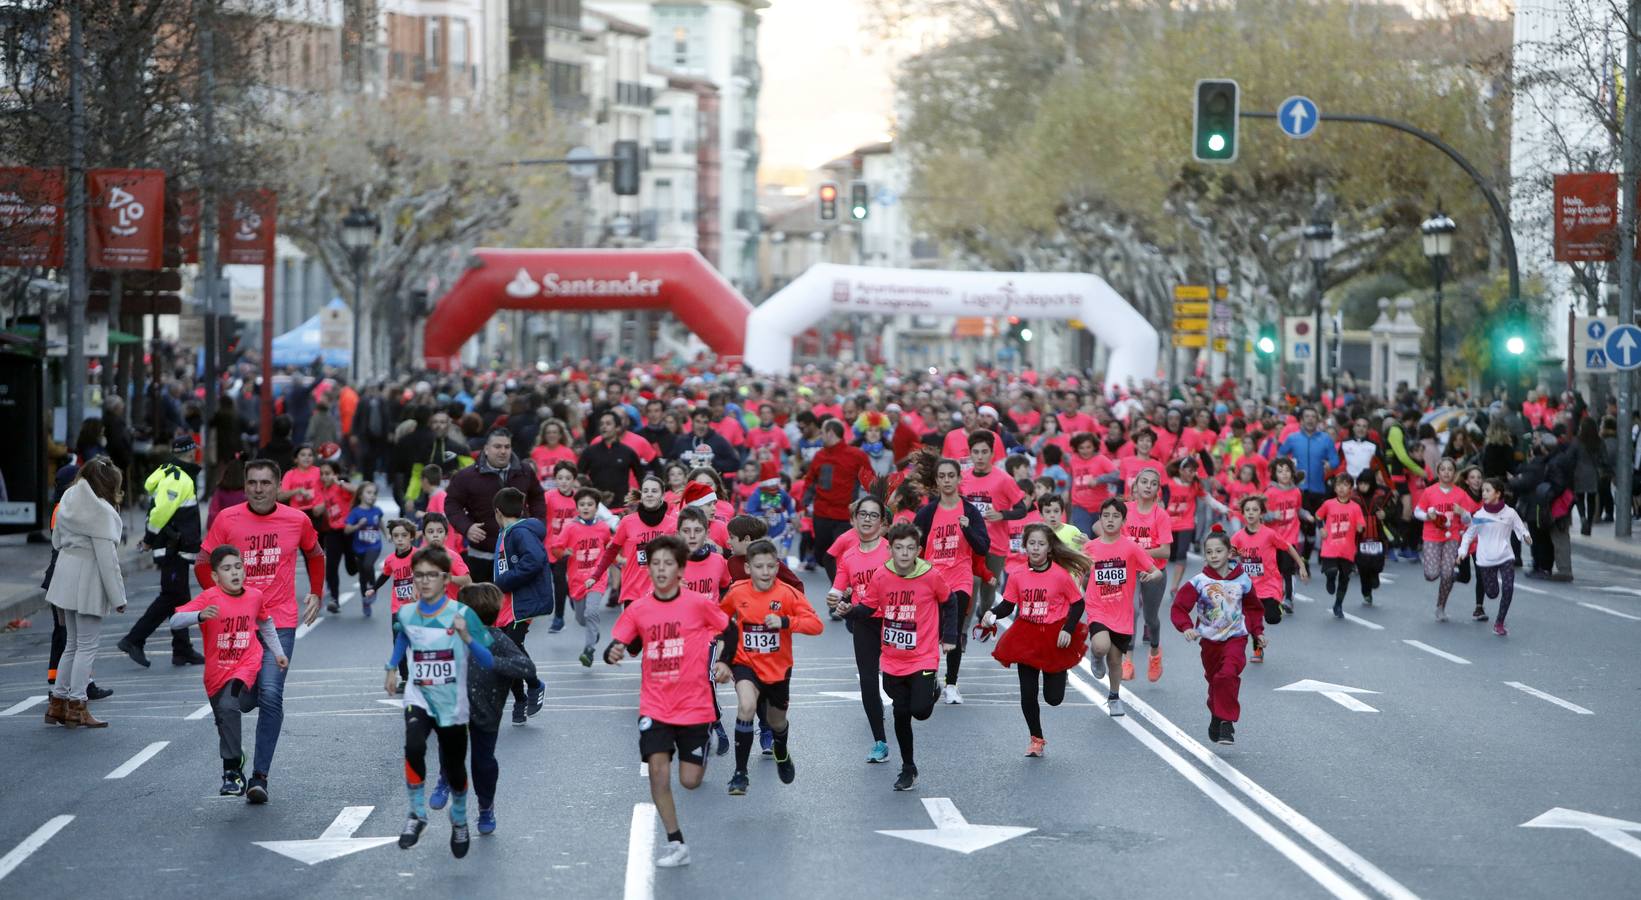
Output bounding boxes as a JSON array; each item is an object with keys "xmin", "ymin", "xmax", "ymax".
[
  {"xmin": 85, "ymin": 682, "xmax": 113, "ymax": 701},
  {"xmin": 117, "ymin": 638, "xmax": 151, "ymax": 668},
  {"xmin": 173, "ymin": 647, "xmax": 207, "ymax": 666}
]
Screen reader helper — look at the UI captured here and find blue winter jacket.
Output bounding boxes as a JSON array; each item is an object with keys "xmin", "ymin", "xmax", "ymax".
[{"xmin": 494, "ymin": 517, "xmax": 554, "ymax": 621}]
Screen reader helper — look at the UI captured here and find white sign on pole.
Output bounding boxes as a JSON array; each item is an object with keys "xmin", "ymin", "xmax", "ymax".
[
  {"xmin": 1284, "ymin": 316, "xmax": 1314, "ymax": 364},
  {"xmin": 320, "ymin": 305, "xmax": 352, "ymax": 352},
  {"xmin": 46, "ymin": 312, "xmax": 109, "ymax": 357},
  {"xmin": 1576, "ymin": 316, "xmax": 1617, "ymax": 373}
]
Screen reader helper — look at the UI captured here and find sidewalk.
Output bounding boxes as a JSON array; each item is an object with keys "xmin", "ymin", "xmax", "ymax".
[
  {"xmin": 0, "ymin": 507, "xmax": 149, "ymax": 627},
  {"xmin": 1571, "ymin": 519, "xmax": 1641, "ymax": 568}
]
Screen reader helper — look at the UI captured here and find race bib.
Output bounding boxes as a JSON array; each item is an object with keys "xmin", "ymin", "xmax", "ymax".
[
  {"xmin": 1093, "ymin": 561, "xmax": 1126, "ymax": 587},
  {"xmin": 1359, "ymin": 541, "xmax": 1384, "ymax": 556},
  {"xmin": 411, "ymin": 648, "xmax": 457, "ymax": 686},
  {"xmin": 635, "ymin": 547, "xmax": 648, "ymax": 565},
  {"xmin": 1240, "ymin": 556, "xmax": 1263, "ymax": 576},
  {"xmin": 360, "ymin": 528, "xmax": 380, "ymax": 544},
  {"xmin": 741, "ymin": 625, "xmax": 780, "ymax": 654},
  {"xmin": 1009, "ymin": 534, "xmax": 1024, "ymax": 554},
  {"xmin": 394, "ymin": 580, "xmax": 415, "ymax": 600},
  {"xmin": 968, "ymin": 497, "xmax": 993, "ymax": 515},
  {"xmin": 882, "ymin": 621, "xmax": 918, "ymax": 651}
]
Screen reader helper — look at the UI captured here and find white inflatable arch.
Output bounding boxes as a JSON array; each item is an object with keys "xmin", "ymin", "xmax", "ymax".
[{"xmin": 743, "ymin": 263, "xmax": 1159, "ymax": 391}]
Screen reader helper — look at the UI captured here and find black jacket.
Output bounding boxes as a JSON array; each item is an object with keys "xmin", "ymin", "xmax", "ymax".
[
  {"xmin": 444, "ymin": 454, "xmax": 547, "ymax": 556},
  {"xmin": 913, "ymin": 497, "xmax": 991, "ymax": 558},
  {"xmin": 467, "ymin": 627, "xmax": 537, "ymax": 732},
  {"xmin": 671, "ymin": 428, "xmax": 740, "ymax": 474}
]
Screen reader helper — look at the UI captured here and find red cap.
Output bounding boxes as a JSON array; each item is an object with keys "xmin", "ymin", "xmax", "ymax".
[{"xmin": 682, "ymin": 482, "xmax": 717, "ymax": 508}]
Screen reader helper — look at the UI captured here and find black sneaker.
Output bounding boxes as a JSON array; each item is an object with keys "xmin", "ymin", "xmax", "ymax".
[
  {"xmin": 326, "ymin": 598, "xmax": 341, "ymax": 614},
  {"xmin": 1332, "ymin": 600, "xmax": 1344, "ymax": 619},
  {"xmin": 526, "ymin": 681, "xmax": 545, "ymax": 717},
  {"xmin": 220, "ymin": 769, "xmax": 246, "ymax": 796},
  {"xmin": 450, "ymin": 823, "xmax": 470, "ymax": 859},
  {"xmin": 579, "ymin": 647, "xmax": 595, "ymax": 668},
  {"xmin": 711, "ymin": 721, "xmax": 730, "ymax": 757},
  {"xmin": 511, "ymin": 703, "xmax": 528, "ymax": 726},
  {"xmin": 245, "ymin": 774, "xmax": 269, "ymax": 804},
  {"xmin": 117, "ymin": 638, "xmax": 151, "ymax": 668},
  {"xmin": 1208, "ymin": 717, "xmax": 1222, "ymax": 744},
  {"xmin": 775, "ymin": 751, "xmax": 795, "ymax": 785},
  {"xmin": 727, "ymin": 771, "xmax": 749, "ymax": 795},
  {"xmin": 1325, "ymin": 572, "xmax": 1337, "ymax": 595},
  {"xmin": 172, "ymin": 647, "xmax": 207, "ymax": 666},
  {"xmin": 85, "ymin": 682, "xmax": 113, "ymax": 701},
  {"xmin": 1472, "ymin": 607, "xmax": 1489, "ymax": 622},
  {"xmin": 893, "ymin": 767, "xmax": 918, "ymax": 792},
  {"xmin": 1362, "ymin": 593, "xmax": 1373, "ymax": 607},
  {"xmin": 398, "ymin": 815, "xmax": 427, "ymax": 849},
  {"xmin": 1216, "ymin": 721, "xmax": 1235, "ymax": 745}
]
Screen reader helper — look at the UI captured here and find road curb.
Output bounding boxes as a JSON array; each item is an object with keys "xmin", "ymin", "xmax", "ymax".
[
  {"xmin": 0, "ymin": 547, "xmax": 149, "ymax": 630},
  {"xmin": 1572, "ymin": 540, "xmax": 1641, "ymax": 569}
]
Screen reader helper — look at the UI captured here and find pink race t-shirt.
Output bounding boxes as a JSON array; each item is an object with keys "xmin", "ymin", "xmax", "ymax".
[
  {"xmin": 1068, "ymin": 453, "xmax": 1117, "ymax": 512},
  {"xmin": 1230, "ymin": 526, "xmax": 1288, "ymax": 600},
  {"xmin": 1318, "ymin": 498, "xmax": 1366, "ymax": 560},
  {"xmin": 1121, "ymin": 503, "xmax": 1173, "ymax": 553},
  {"xmin": 199, "ymin": 503, "xmax": 320, "ymax": 628},
  {"xmin": 610, "ymin": 589, "xmax": 729, "ymax": 725},
  {"xmin": 1265, "ymin": 486, "xmax": 1303, "ymax": 546},
  {"xmin": 682, "ymin": 551, "xmax": 730, "ymax": 598},
  {"xmin": 924, "ymin": 502, "xmax": 976, "ymax": 595},
  {"xmin": 1083, "ymin": 537, "xmax": 1157, "ymax": 633},
  {"xmin": 280, "ymin": 466, "xmax": 323, "ymax": 510},
  {"xmin": 176, "ymin": 585, "xmax": 277, "ymax": 697},
  {"xmin": 832, "ymin": 538, "xmax": 890, "ymax": 598},
  {"xmin": 1417, "ymin": 485, "xmax": 1479, "ymax": 543},
  {"xmin": 608, "ymin": 510, "xmax": 679, "ymax": 603},
  {"xmin": 381, "ymin": 550, "xmax": 416, "ymax": 613},
  {"xmin": 551, "ymin": 519, "xmax": 612, "ymax": 598},
  {"xmin": 1001, "ymin": 562, "xmax": 1079, "ymax": 624},
  {"xmin": 544, "ymin": 489, "xmax": 578, "ymax": 542},
  {"xmin": 1118, "ymin": 456, "xmax": 1166, "ymax": 492},
  {"xmin": 1003, "ymin": 510, "xmax": 1044, "ymax": 566},
  {"xmin": 961, "ymin": 466, "xmax": 1026, "ymax": 554},
  {"xmin": 827, "ymin": 528, "xmax": 861, "ymax": 561},
  {"xmin": 859, "ymin": 565, "xmax": 948, "ymax": 676},
  {"xmin": 1165, "ymin": 479, "xmax": 1204, "ymax": 533}
]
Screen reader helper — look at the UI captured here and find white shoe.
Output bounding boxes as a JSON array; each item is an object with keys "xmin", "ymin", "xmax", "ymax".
[
  {"xmin": 656, "ymin": 840, "xmax": 691, "ymax": 868},
  {"xmin": 1092, "ymin": 656, "xmax": 1107, "ymax": 679},
  {"xmin": 1107, "ymin": 697, "xmax": 1126, "ymax": 717},
  {"xmin": 942, "ymin": 684, "xmax": 963, "ymax": 705}
]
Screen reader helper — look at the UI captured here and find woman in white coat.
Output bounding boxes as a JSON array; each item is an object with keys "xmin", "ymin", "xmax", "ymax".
[{"xmin": 45, "ymin": 457, "xmax": 127, "ymax": 728}]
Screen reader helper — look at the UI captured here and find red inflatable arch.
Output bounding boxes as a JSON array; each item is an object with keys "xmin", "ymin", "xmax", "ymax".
[{"xmin": 421, "ymin": 248, "xmax": 753, "ymax": 370}]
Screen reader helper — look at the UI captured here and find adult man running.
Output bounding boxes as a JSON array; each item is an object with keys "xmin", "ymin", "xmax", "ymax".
[{"xmin": 195, "ymin": 458, "xmax": 324, "ymax": 804}]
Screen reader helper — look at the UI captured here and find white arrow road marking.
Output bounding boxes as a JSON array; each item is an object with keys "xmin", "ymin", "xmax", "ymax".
[
  {"xmin": 0, "ymin": 695, "xmax": 45, "ymax": 717},
  {"xmin": 106, "ymin": 741, "xmax": 169, "ymax": 779},
  {"xmin": 877, "ymin": 798, "xmax": 1034, "ymax": 854},
  {"xmin": 623, "ymin": 802, "xmax": 658, "ymax": 900},
  {"xmin": 1596, "ymin": 585, "xmax": 1641, "ymax": 597},
  {"xmin": 1522, "ymin": 808, "xmax": 1641, "ymax": 861},
  {"xmin": 1276, "ymin": 680, "xmax": 1381, "ymax": 712},
  {"xmin": 253, "ymin": 806, "xmax": 397, "ymax": 865},
  {"xmin": 818, "ymin": 689, "xmax": 894, "ymax": 705},
  {"xmin": 186, "ymin": 701, "xmax": 213, "ymax": 720},
  {"xmin": 1503, "ymin": 682, "xmax": 1593, "ymax": 715},
  {"xmin": 1579, "ymin": 602, "xmax": 1641, "ymax": 621},
  {"xmin": 0, "ymin": 815, "xmax": 73, "ymax": 882},
  {"xmin": 1401, "ymin": 640, "xmax": 1470, "ymax": 664}
]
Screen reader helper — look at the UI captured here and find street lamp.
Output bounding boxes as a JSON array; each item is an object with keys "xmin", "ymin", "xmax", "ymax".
[
  {"xmin": 340, "ymin": 206, "xmax": 379, "ymax": 381},
  {"xmin": 1303, "ymin": 217, "xmax": 1334, "ymax": 400},
  {"xmin": 1420, "ymin": 208, "xmax": 1456, "ymax": 401}
]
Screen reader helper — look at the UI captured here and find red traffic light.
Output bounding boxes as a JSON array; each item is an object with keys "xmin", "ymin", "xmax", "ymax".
[
  {"xmin": 818, "ymin": 184, "xmax": 838, "ymax": 201},
  {"xmin": 1008, "ymin": 316, "xmax": 1021, "ymax": 326}
]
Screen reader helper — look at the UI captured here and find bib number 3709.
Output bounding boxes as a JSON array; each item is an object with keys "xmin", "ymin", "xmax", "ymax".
[{"xmin": 412, "ymin": 649, "xmax": 457, "ymax": 686}]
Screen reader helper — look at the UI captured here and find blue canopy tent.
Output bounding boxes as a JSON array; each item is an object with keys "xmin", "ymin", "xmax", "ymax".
[{"xmin": 271, "ymin": 298, "xmax": 351, "ymax": 369}]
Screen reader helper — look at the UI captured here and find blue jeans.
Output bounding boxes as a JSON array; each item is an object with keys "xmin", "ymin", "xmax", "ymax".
[
  {"xmin": 253, "ymin": 627, "xmax": 297, "ymax": 776},
  {"xmin": 1071, "ymin": 506, "xmax": 1097, "ymax": 538}
]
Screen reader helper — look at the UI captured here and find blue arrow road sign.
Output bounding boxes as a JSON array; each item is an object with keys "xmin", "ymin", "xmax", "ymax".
[
  {"xmin": 1278, "ymin": 96, "xmax": 1319, "ymax": 139},
  {"xmin": 1588, "ymin": 320, "xmax": 1608, "ymax": 342},
  {"xmin": 1605, "ymin": 323, "xmax": 1641, "ymax": 370}
]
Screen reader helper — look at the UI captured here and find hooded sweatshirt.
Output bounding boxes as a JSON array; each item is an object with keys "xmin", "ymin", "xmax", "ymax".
[{"xmin": 1170, "ymin": 562, "xmax": 1262, "ymax": 643}]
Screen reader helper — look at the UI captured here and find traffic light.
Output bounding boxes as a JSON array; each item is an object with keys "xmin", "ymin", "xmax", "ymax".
[
  {"xmin": 1255, "ymin": 323, "xmax": 1278, "ymax": 360},
  {"xmin": 1498, "ymin": 302, "xmax": 1531, "ymax": 358},
  {"xmin": 849, "ymin": 181, "xmax": 869, "ymax": 220},
  {"xmin": 220, "ymin": 317, "xmax": 243, "ymax": 360},
  {"xmin": 612, "ymin": 140, "xmax": 640, "ymax": 196},
  {"xmin": 1007, "ymin": 316, "xmax": 1032, "ymax": 343},
  {"xmin": 817, "ymin": 182, "xmax": 839, "ymax": 221},
  {"xmin": 1193, "ymin": 79, "xmax": 1240, "ymax": 163}
]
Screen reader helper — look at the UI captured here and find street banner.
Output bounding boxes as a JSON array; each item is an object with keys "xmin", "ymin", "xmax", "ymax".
[
  {"xmin": 1552, "ymin": 173, "xmax": 1617, "ymax": 263},
  {"xmin": 176, "ymin": 188, "xmax": 200, "ymax": 264},
  {"xmin": 219, "ymin": 188, "xmax": 276, "ymax": 265},
  {"xmin": 88, "ymin": 168, "xmax": 165, "ymax": 270},
  {"xmin": 0, "ymin": 167, "xmax": 65, "ymax": 268}
]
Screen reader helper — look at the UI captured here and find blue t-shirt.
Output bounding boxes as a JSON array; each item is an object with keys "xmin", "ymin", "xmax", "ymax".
[
  {"xmin": 1043, "ymin": 464, "xmax": 1071, "ymax": 497},
  {"xmin": 347, "ymin": 506, "xmax": 385, "ymax": 555}
]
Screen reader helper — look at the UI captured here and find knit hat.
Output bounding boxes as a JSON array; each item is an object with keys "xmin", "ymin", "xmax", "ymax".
[{"xmin": 682, "ymin": 482, "xmax": 717, "ymax": 508}]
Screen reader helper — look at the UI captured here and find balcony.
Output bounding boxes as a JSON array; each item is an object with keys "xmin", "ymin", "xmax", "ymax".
[
  {"xmin": 615, "ymin": 80, "xmax": 654, "ymax": 108},
  {"xmin": 653, "ymin": 138, "xmax": 672, "ymax": 154}
]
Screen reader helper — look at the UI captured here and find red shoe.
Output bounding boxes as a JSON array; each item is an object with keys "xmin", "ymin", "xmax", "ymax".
[
  {"xmin": 1025, "ymin": 736, "xmax": 1046, "ymax": 758},
  {"xmin": 1147, "ymin": 650, "xmax": 1163, "ymax": 682},
  {"xmin": 1121, "ymin": 656, "xmax": 1136, "ymax": 681}
]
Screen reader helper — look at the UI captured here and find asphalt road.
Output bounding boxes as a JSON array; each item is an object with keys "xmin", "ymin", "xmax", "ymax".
[{"xmin": 1, "ymin": 548, "xmax": 1637, "ymax": 900}]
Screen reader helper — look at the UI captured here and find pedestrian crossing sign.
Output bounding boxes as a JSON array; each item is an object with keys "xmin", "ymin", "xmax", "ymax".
[{"xmin": 1587, "ymin": 348, "xmax": 1609, "ymax": 371}]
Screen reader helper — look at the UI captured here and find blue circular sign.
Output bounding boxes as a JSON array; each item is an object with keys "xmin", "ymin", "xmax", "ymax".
[
  {"xmin": 1588, "ymin": 320, "xmax": 1608, "ymax": 341},
  {"xmin": 1278, "ymin": 96, "xmax": 1319, "ymax": 139},
  {"xmin": 1604, "ymin": 323, "xmax": 1641, "ymax": 371}
]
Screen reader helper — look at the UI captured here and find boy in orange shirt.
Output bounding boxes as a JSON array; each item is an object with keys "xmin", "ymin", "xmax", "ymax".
[{"xmin": 719, "ymin": 539, "xmax": 823, "ymax": 795}]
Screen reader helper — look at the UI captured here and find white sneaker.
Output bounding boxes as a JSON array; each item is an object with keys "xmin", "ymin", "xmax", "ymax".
[
  {"xmin": 656, "ymin": 840, "xmax": 691, "ymax": 868},
  {"xmin": 942, "ymin": 684, "xmax": 963, "ymax": 705},
  {"xmin": 1107, "ymin": 697, "xmax": 1126, "ymax": 717},
  {"xmin": 1092, "ymin": 656, "xmax": 1107, "ymax": 679}
]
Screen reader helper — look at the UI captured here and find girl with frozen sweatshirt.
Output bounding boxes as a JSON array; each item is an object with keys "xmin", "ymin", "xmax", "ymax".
[{"xmin": 1457, "ymin": 478, "xmax": 1533, "ymax": 637}]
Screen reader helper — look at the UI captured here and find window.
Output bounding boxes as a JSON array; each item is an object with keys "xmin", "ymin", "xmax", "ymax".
[
  {"xmin": 656, "ymin": 179, "xmax": 675, "ymax": 228},
  {"xmin": 654, "ymin": 109, "xmax": 672, "ymax": 153},
  {"xmin": 449, "ymin": 19, "xmax": 468, "ymax": 70},
  {"xmin": 673, "ymin": 26, "xmax": 688, "ymax": 67},
  {"xmin": 425, "ymin": 18, "xmax": 441, "ymax": 72}
]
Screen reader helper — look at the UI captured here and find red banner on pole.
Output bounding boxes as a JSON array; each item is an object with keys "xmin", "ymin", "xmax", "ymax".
[
  {"xmin": 176, "ymin": 188, "xmax": 200, "ymax": 265},
  {"xmin": 0, "ymin": 167, "xmax": 65, "ymax": 268},
  {"xmin": 1553, "ymin": 172, "xmax": 1618, "ymax": 263},
  {"xmin": 87, "ymin": 168, "xmax": 166, "ymax": 270},
  {"xmin": 219, "ymin": 189, "xmax": 276, "ymax": 265}
]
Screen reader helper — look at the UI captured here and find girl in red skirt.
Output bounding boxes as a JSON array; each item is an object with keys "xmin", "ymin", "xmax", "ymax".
[
  {"xmin": 1170, "ymin": 526, "xmax": 1264, "ymax": 746},
  {"xmin": 980, "ymin": 523, "xmax": 1090, "ymax": 757}
]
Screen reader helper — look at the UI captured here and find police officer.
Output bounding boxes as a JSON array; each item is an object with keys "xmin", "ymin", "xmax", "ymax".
[{"xmin": 117, "ymin": 436, "xmax": 207, "ymax": 667}]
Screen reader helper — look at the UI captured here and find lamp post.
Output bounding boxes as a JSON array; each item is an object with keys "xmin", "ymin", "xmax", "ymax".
[
  {"xmin": 340, "ymin": 206, "xmax": 379, "ymax": 381},
  {"xmin": 1420, "ymin": 208, "xmax": 1456, "ymax": 402},
  {"xmin": 1303, "ymin": 218, "xmax": 1334, "ymax": 399}
]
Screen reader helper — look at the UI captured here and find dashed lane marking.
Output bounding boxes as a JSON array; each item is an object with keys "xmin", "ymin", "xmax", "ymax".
[
  {"xmin": 1401, "ymin": 640, "xmax": 1470, "ymax": 665},
  {"xmin": 0, "ymin": 815, "xmax": 74, "ymax": 883},
  {"xmin": 0, "ymin": 695, "xmax": 46, "ymax": 717},
  {"xmin": 1503, "ymin": 682, "xmax": 1594, "ymax": 715},
  {"xmin": 1578, "ymin": 602, "xmax": 1641, "ymax": 621},
  {"xmin": 105, "ymin": 741, "xmax": 170, "ymax": 779},
  {"xmin": 623, "ymin": 802, "xmax": 658, "ymax": 900}
]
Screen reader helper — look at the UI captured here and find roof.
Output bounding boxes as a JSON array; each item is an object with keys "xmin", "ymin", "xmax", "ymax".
[{"xmin": 584, "ymin": 9, "xmax": 648, "ymax": 37}]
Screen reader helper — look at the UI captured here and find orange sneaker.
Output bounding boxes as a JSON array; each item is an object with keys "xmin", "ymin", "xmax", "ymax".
[
  {"xmin": 1251, "ymin": 645, "xmax": 1265, "ymax": 664},
  {"xmin": 1147, "ymin": 650, "xmax": 1163, "ymax": 682},
  {"xmin": 1026, "ymin": 736, "xmax": 1046, "ymax": 758},
  {"xmin": 1121, "ymin": 656, "xmax": 1136, "ymax": 681}
]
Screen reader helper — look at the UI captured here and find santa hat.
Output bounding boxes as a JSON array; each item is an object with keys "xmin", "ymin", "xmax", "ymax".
[
  {"xmin": 682, "ymin": 482, "xmax": 717, "ymax": 508},
  {"xmin": 760, "ymin": 460, "xmax": 780, "ymax": 482}
]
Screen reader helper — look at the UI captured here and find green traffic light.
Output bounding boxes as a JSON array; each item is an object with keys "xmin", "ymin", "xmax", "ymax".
[
  {"xmin": 1256, "ymin": 336, "xmax": 1276, "ymax": 355},
  {"xmin": 1506, "ymin": 336, "xmax": 1526, "ymax": 355},
  {"xmin": 852, "ymin": 206, "xmax": 867, "ymax": 219},
  {"xmin": 1207, "ymin": 134, "xmax": 1226, "ymax": 152}
]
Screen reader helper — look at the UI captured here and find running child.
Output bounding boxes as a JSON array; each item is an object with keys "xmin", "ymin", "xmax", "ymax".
[
  {"xmin": 836, "ymin": 521, "xmax": 958, "ymax": 792},
  {"xmin": 169, "ymin": 545, "xmax": 286, "ymax": 796},
  {"xmin": 344, "ymin": 482, "xmax": 385, "ymax": 617},
  {"xmin": 1082, "ymin": 498, "xmax": 1163, "ymax": 711},
  {"xmin": 1457, "ymin": 478, "xmax": 1532, "ymax": 636},
  {"xmin": 316, "ymin": 461, "xmax": 357, "ymax": 613},
  {"xmin": 547, "ymin": 487, "xmax": 612, "ymax": 667},
  {"xmin": 1317, "ymin": 474, "xmax": 1367, "ymax": 618},
  {"xmin": 372, "ymin": 518, "xmax": 419, "ymax": 684},
  {"xmin": 824, "ymin": 497, "xmax": 893, "ymax": 763},
  {"xmin": 1351, "ymin": 472, "xmax": 1392, "ymax": 606},
  {"xmin": 980, "ymin": 524, "xmax": 1089, "ymax": 757},
  {"xmin": 490, "ymin": 487, "xmax": 550, "ymax": 725},
  {"xmin": 384, "ymin": 546, "xmax": 495, "ymax": 858},
  {"xmin": 1265, "ymin": 458, "xmax": 1307, "ymax": 614},
  {"xmin": 589, "ymin": 474, "xmax": 677, "ymax": 607},
  {"xmin": 1170, "ymin": 527, "xmax": 1263, "ymax": 746},
  {"xmin": 1123, "ymin": 468, "xmax": 1173, "ymax": 683},
  {"xmin": 1414, "ymin": 458, "xmax": 1479, "ymax": 621},
  {"xmin": 721, "ymin": 539, "xmax": 824, "ymax": 794},
  {"xmin": 914, "ymin": 457, "xmax": 990, "ymax": 705},
  {"xmin": 604, "ymin": 535, "xmax": 740, "ymax": 869},
  {"xmin": 1230, "ymin": 496, "xmax": 1307, "ymax": 663},
  {"xmin": 543, "ymin": 461, "xmax": 580, "ymax": 632},
  {"xmin": 420, "ymin": 513, "xmax": 473, "ymax": 601}
]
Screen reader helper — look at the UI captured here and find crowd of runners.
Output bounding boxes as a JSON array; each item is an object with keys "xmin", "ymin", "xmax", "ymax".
[{"xmin": 40, "ymin": 360, "xmax": 1601, "ymax": 867}]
